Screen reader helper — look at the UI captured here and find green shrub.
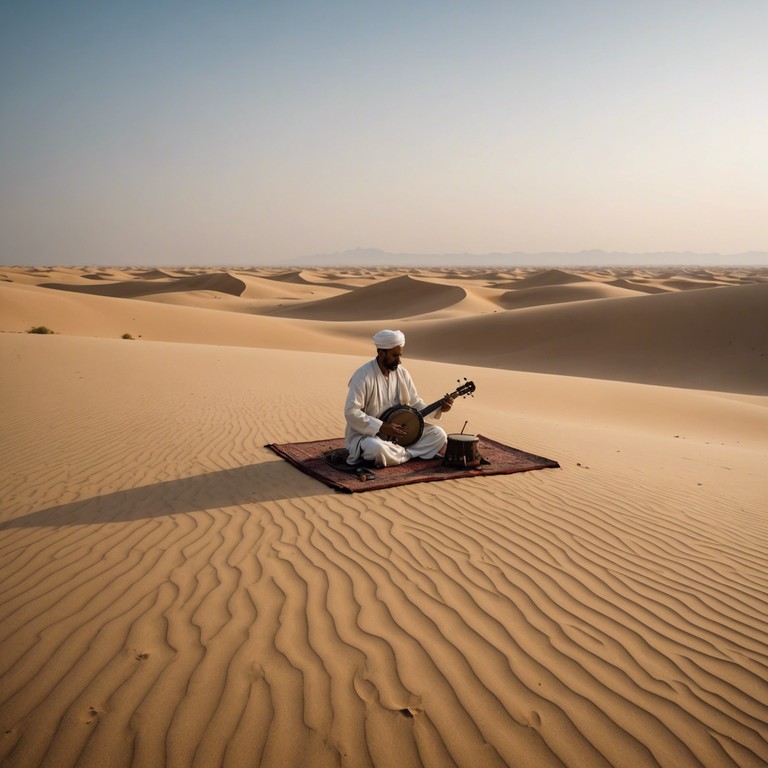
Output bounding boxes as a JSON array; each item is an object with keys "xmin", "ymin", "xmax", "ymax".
[
  {"xmin": 121, "ymin": 333, "xmax": 134, "ymax": 340},
  {"xmin": 27, "ymin": 326, "xmax": 54, "ymax": 334}
]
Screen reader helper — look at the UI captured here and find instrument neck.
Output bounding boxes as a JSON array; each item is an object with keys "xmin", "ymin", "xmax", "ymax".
[{"xmin": 419, "ymin": 387, "xmax": 460, "ymax": 418}]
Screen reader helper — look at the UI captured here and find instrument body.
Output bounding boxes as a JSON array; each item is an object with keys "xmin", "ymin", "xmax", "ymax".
[
  {"xmin": 380, "ymin": 380, "xmax": 475, "ymax": 447},
  {"xmin": 444, "ymin": 433, "xmax": 481, "ymax": 467},
  {"xmin": 378, "ymin": 405, "xmax": 424, "ymax": 446}
]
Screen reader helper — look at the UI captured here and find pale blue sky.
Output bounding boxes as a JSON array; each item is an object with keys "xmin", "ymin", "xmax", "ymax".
[{"xmin": 1, "ymin": 0, "xmax": 766, "ymax": 265}]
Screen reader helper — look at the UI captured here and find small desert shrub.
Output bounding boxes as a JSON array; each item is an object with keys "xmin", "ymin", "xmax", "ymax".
[
  {"xmin": 27, "ymin": 326, "xmax": 54, "ymax": 334},
  {"xmin": 121, "ymin": 333, "xmax": 134, "ymax": 340}
]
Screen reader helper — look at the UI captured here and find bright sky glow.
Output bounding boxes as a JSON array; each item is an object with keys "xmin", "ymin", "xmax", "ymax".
[{"xmin": 1, "ymin": 0, "xmax": 766, "ymax": 265}]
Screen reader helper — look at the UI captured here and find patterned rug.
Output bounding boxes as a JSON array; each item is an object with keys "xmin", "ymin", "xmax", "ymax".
[{"xmin": 265, "ymin": 435, "xmax": 559, "ymax": 493}]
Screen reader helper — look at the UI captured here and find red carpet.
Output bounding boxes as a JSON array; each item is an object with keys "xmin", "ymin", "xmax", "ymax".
[{"xmin": 266, "ymin": 435, "xmax": 559, "ymax": 493}]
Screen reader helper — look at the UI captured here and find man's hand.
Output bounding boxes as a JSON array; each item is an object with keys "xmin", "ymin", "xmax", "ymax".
[
  {"xmin": 440, "ymin": 394, "xmax": 454, "ymax": 413},
  {"xmin": 378, "ymin": 421, "xmax": 408, "ymax": 439}
]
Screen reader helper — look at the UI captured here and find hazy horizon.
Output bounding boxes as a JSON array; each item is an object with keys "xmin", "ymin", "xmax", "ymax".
[{"xmin": 2, "ymin": 1, "xmax": 766, "ymax": 267}]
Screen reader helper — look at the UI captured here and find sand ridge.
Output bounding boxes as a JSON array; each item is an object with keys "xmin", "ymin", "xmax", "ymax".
[
  {"xmin": 42, "ymin": 271, "xmax": 248, "ymax": 299},
  {"xmin": 267, "ymin": 274, "xmax": 468, "ymax": 321},
  {"xmin": 496, "ymin": 281, "xmax": 643, "ymax": 310},
  {"xmin": 1, "ymin": 265, "xmax": 767, "ymax": 767}
]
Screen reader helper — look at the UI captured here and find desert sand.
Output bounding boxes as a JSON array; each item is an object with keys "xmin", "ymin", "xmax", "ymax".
[{"xmin": 1, "ymin": 265, "xmax": 767, "ymax": 768}]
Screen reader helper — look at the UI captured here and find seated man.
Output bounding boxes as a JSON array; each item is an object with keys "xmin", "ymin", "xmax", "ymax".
[{"xmin": 344, "ymin": 329, "xmax": 453, "ymax": 467}]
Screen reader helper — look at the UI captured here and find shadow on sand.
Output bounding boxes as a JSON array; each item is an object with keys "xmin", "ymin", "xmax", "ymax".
[{"xmin": 0, "ymin": 459, "xmax": 331, "ymax": 530}]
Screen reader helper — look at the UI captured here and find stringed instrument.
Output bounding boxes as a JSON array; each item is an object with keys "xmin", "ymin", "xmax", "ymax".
[{"xmin": 380, "ymin": 379, "xmax": 476, "ymax": 446}]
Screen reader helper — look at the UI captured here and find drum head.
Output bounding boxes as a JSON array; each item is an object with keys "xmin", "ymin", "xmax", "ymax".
[{"xmin": 444, "ymin": 433, "xmax": 481, "ymax": 468}]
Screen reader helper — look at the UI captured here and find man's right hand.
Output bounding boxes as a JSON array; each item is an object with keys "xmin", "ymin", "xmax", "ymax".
[{"xmin": 378, "ymin": 421, "xmax": 407, "ymax": 439}]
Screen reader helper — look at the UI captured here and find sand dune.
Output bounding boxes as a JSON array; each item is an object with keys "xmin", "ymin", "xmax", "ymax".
[
  {"xmin": 134, "ymin": 268, "xmax": 179, "ymax": 280},
  {"xmin": 43, "ymin": 271, "xmax": 247, "ymax": 299},
  {"xmin": 257, "ymin": 269, "xmax": 318, "ymax": 285},
  {"xmin": 499, "ymin": 269, "xmax": 592, "ymax": 290},
  {"xmin": 235, "ymin": 270, "xmax": 358, "ymax": 295},
  {"xmin": 0, "ymin": 279, "xmax": 364, "ymax": 354},
  {"xmin": 659, "ymin": 277, "xmax": 723, "ymax": 291},
  {"xmin": 1, "ymin": 268, "xmax": 106, "ymax": 287},
  {"xmin": 1, "ymin": 265, "xmax": 767, "ymax": 767},
  {"xmin": 2, "ymin": 268, "xmax": 766, "ymax": 393},
  {"xmin": 497, "ymin": 282, "xmax": 642, "ymax": 309},
  {"xmin": 270, "ymin": 274, "xmax": 467, "ymax": 321},
  {"xmin": 606, "ymin": 278, "xmax": 670, "ymax": 294},
  {"xmin": 81, "ymin": 271, "xmax": 118, "ymax": 281},
  {"xmin": 406, "ymin": 282, "xmax": 768, "ymax": 394}
]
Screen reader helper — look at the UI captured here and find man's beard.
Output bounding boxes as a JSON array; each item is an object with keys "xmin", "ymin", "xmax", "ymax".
[{"xmin": 384, "ymin": 360, "xmax": 399, "ymax": 371}]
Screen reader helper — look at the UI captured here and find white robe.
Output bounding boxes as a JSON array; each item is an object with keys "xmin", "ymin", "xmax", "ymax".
[{"xmin": 344, "ymin": 359, "xmax": 445, "ymax": 466}]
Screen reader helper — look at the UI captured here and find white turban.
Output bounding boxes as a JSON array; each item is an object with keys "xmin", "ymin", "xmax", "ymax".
[{"xmin": 372, "ymin": 329, "xmax": 405, "ymax": 349}]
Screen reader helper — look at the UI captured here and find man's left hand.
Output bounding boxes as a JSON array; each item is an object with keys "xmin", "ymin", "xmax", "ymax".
[{"xmin": 440, "ymin": 394, "xmax": 454, "ymax": 413}]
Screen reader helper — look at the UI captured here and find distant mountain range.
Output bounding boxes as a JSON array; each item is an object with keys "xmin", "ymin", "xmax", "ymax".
[{"xmin": 292, "ymin": 247, "xmax": 768, "ymax": 268}]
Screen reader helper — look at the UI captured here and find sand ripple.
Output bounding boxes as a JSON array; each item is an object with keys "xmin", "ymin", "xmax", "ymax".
[{"xmin": 1, "ymin": 337, "xmax": 766, "ymax": 767}]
